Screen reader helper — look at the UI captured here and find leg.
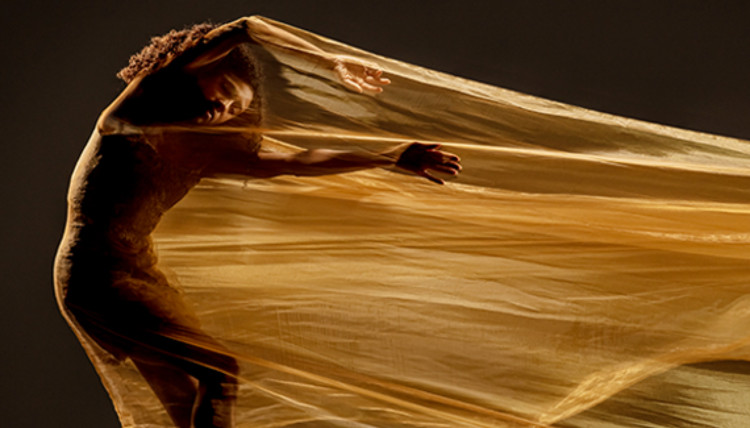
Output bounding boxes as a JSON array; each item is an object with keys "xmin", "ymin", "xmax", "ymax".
[
  {"xmin": 97, "ymin": 271, "xmax": 240, "ymax": 427},
  {"xmin": 131, "ymin": 354, "xmax": 198, "ymax": 428},
  {"xmin": 181, "ymin": 335, "xmax": 239, "ymax": 428},
  {"xmin": 129, "ymin": 328, "xmax": 239, "ymax": 428},
  {"xmin": 191, "ymin": 354, "xmax": 239, "ymax": 428}
]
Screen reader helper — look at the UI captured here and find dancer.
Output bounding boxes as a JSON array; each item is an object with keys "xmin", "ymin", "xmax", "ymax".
[{"xmin": 55, "ymin": 17, "xmax": 461, "ymax": 428}]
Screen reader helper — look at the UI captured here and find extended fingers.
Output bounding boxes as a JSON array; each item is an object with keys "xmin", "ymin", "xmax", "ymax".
[
  {"xmin": 336, "ymin": 58, "xmax": 390, "ymax": 94},
  {"xmin": 423, "ymin": 149, "xmax": 462, "ymax": 181},
  {"xmin": 365, "ymin": 70, "xmax": 391, "ymax": 86},
  {"xmin": 360, "ymin": 69, "xmax": 390, "ymax": 92},
  {"xmin": 396, "ymin": 143, "xmax": 462, "ymax": 185},
  {"xmin": 425, "ymin": 149, "xmax": 461, "ymax": 166},
  {"xmin": 419, "ymin": 170, "xmax": 445, "ymax": 185},
  {"xmin": 340, "ymin": 73, "xmax": 383, "ymax": 94},
  {"xmin": 365, "ymin": 75, "xmax": 391, "ymax": 87},
  {"xmin": 359, "ymin": 79, "xmax": 384, "ymax": 93},
  {"xmin": 445, "ymin": 160, "xmax": 462, "ymax": 171},
  {"xmin": 426, "ymin": 148, "xmax": 459, "ymax": 160},
  {"xmin": 341, "ymin": 78, "xmax": 364, "ymax": 93},
  {"xmin": 427, "ymin": 158, "xmax": 461, "ymax": 175},
  {"xmin": 431, "ymin": 165, "xmax": 460, "ymax": 175}
]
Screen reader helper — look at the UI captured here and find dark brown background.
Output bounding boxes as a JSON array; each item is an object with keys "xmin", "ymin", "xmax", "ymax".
[{"xmin": 2, "ymin": 1, "xmax": 749, "ymax": 426}]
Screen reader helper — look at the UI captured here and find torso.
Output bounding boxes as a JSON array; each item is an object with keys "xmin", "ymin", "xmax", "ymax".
[
  {"xmin": 55, "ymin": 129, "xmax": 202, "ymax": 303},
  {"xmin": 54, "ymin": 73, "xmax": 261, "ymax": 317}
]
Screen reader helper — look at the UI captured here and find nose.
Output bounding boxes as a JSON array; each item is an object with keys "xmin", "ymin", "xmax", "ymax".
[{"xmin": 213, "ymin": 100, "xmax": 231, "ymax": 113}]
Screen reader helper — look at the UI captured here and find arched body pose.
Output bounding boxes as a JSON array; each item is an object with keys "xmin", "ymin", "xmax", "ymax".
[{"xmin": 54, "ymin": 17, "xmax": 461, "ymax": 428}]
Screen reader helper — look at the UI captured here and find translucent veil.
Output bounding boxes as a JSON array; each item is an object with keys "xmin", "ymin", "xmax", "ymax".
[{"xmin": 74, "ymin": 16, "xmax": 750, "ymax": 427}]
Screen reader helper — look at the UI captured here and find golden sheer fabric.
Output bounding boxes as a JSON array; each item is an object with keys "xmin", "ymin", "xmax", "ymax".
[{"xmin": 61, "ymin": 16, "xmax": 750, "ymax": 427}]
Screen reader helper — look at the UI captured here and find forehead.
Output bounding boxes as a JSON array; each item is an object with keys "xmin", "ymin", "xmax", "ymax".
[
  {"xmin": 201, "ymin": 71, "xmax": 253, "ymax": 94},
  {"xmin": 196, "ymin": 62, "xmax": 247, "ymax": 82},
  {"xmin": 222, "ymin": 73, "xmax": 251, "ymax": 87}
]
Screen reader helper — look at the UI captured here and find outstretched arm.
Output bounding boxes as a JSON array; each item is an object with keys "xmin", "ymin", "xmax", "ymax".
[
  {"xmin": 243, "ymin": 17, "xmax": 391, "ymax": 93},
  {"xmin": 252, "ymin": 143, "xmax": 461, "ymax": 184}
]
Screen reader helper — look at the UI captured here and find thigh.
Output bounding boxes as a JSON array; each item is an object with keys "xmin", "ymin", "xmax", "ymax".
[
  {"xmin": 125, "ymin": 322, "xmax": 239, "ymax": 388},
  {"xmin": 65, "ymin": 268, "xmax": 203, "ymax": 361},
  {"xmin": 108, "ymin": 269, "xmax": 201, "ymax": 329}
]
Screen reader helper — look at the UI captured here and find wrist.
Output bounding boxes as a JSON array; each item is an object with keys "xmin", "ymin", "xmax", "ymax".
[{"xmin": 378, "ymin": 145, "xmax": 405, "ymax": 166}]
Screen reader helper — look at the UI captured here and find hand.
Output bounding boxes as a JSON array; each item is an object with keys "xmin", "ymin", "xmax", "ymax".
[
  {"xmin": 332, "ymin": 56, "xmax": 391, "ymax": 94},
  {"xmin": 392, "ymin": 143, "xmax": 462, "ymax": 185}
]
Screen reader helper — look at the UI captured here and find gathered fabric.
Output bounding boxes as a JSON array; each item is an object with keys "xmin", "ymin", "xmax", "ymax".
[{"xmin": 58, "ymin": 16, "xmax": 750, "ymax": 427}]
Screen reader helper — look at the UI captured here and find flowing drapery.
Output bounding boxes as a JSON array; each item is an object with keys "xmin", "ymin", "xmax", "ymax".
[{"xmin": 65, "ymin": 17, "xmax": 750, "ymax": 427}]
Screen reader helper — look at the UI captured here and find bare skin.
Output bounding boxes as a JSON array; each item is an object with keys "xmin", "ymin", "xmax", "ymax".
[
  {"xmin": 57, "ymin": 17, "xmax": 461, "ymax": 428},
  {"xmin": 186, "ymin": 63, "xmax": 459, "ymax": 184}
]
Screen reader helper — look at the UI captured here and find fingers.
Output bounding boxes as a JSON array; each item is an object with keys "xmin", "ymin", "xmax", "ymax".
[
  {"xmin": 424, "ymin": 148, "xmax": 461, "ymax": 166},
  {"xmin": 396, "ymin": 142, "xmax": 462, "ymax": 185},
  {"xmin": 425, "ymin": 147, "xmax": 459, "ymax": 159},
  {"xmin": 429, "ymin": 152, "xmax": 462, "ymax": 173},
  {"xmin": 425, "ymin": 148, "xmax": 462, "ymax": 183},
  {"xmin": 365, "ymin": 72, "xmax": 391, "ymax": 86},
  {"xmin": 340, "ymin": 73, "xmax": 382, "ymax": 94},
  {"xmin": 432, "ymin": 164, "xmax": 460, "ymax": 175},
  {"xmin": 356, "ymin": 69, "xmax": 389, "ymax": 93},
  {"xmin": 335, "ymin": 57, "xmax": 390, "ymax": 94},
  {"xmin": 444, "ymin": 160, "xmax": 462, "ymax": 172},
  {"xmin": 341, "ymin": 78, "xmax": 364, "ymax": 93},
  {"xmin": 420, "ymin": 170, "xmax": 445, "ymax": 185},
  {"xmin": 365, "ymin": 75, "xmax": 390, "ymax": 87},
  {"xmin": 360, "ymin": 80, "xmax": 384, "ymax": 93},
  {"xmin": 342, "ymin": 77, "xmax": 381, "ymax": 94}
]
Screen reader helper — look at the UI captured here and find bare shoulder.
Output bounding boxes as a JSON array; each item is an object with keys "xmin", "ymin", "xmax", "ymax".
[{"xmin": 96, "ymin": 77, "xmax": 147, "ymax": 137}]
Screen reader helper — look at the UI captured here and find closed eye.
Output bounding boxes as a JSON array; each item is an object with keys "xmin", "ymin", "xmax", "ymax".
[{"xmin": 221, "ymin": 81, "xmax": 235, "ymax": 96}]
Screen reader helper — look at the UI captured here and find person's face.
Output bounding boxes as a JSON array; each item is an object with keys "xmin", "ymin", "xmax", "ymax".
[{"xmin": 194, "ymin": 72, "xmax": 254, "ymax": 125}]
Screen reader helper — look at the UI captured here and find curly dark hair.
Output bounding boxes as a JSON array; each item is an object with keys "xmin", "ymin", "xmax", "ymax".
[
  {"xmin": 117, "ymin": 23, "xmax": 217, "ymax": 83},
  {"xmin": 114, "ymin": 22, "xmax": 263, "ymax": 128}
]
